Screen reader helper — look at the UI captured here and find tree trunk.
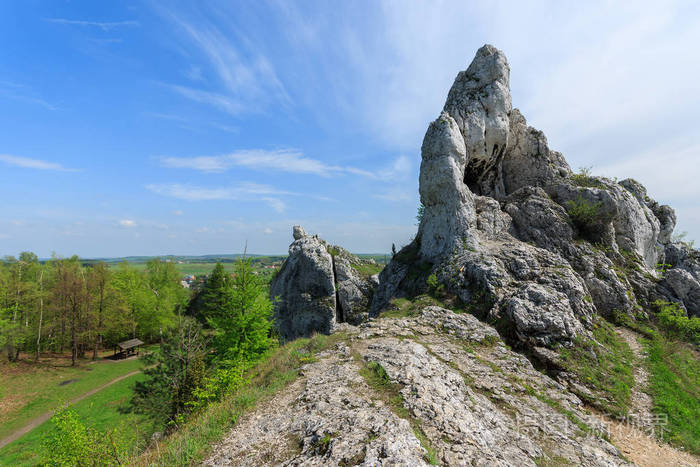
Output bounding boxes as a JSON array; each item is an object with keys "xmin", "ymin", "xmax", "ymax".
[{"xmin": 36, "ymin": 269, "xmax": 44, "ymax": 361}]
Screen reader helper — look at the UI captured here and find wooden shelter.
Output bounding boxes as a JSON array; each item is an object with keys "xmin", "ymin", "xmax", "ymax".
[{"xmin": 114, "ymin": 338, "xmax": 144, "ymax": 359}]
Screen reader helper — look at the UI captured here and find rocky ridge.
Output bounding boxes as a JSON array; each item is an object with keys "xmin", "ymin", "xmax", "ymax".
[
  {"xmin": 206, "ymin": 308, "xmax": 632, "ymax": 466},
  {"xmin": 372, "ymin": 44, "xmax": 700, "ymax": 351},
  {"xmin": 235, "ymin": 44, "xmax": 700, "ymax": 466},
  {"xmin": 271, "ymin": 226, "xmax": 377, "ymax": 341}
]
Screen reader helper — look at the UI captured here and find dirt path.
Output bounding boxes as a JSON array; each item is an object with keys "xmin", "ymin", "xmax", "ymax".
[
  {"xmin": 606, "ymin": 327, "xmax": 700, "ymax": 467},
  {"xmin": 616, "ymin": 327, "xmax": 654, "ymax": 422},
  {"xmin": 0, "ymin": 370, "xmax": 142, "ymax": 450}
]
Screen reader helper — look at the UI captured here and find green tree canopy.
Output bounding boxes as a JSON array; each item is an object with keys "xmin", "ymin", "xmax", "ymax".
[{"xmin": 207, "ymin": 258, "xmax": 273, "ymax": 367}]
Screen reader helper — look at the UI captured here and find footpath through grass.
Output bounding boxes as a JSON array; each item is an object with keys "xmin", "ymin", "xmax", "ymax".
[
  {"xmin": 0, "ymin": 372, "xmax": 155, "ymax": 466},
  {"xmin": 136, "ymin": 332, "xmax": 347, "ymax": 466},
  {"xmin": 0, "ymin": 355, "xmax": 145, "ymax": 441},
  {"xmin": 557, "ymin": 318, "xmax": 635, "ymax": 417},
  {"xmin": 645, "ymin": 335, "xmax": 700, "ymax": 454}
]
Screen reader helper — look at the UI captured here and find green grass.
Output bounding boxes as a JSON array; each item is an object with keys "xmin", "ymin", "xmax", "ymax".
[
  {"xmin": 381, "ymin": 294, "xmax": 466, "ymax": 319},
  {"xmin": 108, "ymin": 262, "xmax": 238, "ymax": 277},
  {"xmin": 557, "ymin": 319, "xmax": 634, "ymax": 416},
  {"xmin": 645, "ymin": 335, "xmax": 700, "ymax": 454},
  {"xmin": 351, "ymin": 262, "xmax": 384, "ymax": 279},
  {"xmin": 0, "ymin": 356, "xmax": 146, "ymax": 441},
  {"xmin": 359, "ymin": 361, "xmax": 439, "ymax": 465},
  {"xmin": 569, "ymin": 167, "xmax": 605, "ymax": 189},
  {"xmin": 136, "ymin": 332, "xmax": 348, "ymax": 466},
  {"xmin": 107, "ymin": 261, "xmax": 283, "ymax": 278},
  {"xmin": 0, "ymin": 373, "xmax": 154, "ymax": 466},
  {"xmin": 522, "ymin": 384, "xmax": 593, "ymax": 436}
]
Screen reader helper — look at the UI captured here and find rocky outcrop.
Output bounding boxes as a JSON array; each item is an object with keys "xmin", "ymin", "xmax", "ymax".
[
  {"xmin": 206, "ymin": 44, "xmax": 700, "ymax": 467},
  {"xmin": 372, "ymin": 44, "xmax": 691, "ymax": 349},
  {"xmin": 205, "ymin": 307, "xmax": 631, "ymax": 466},
  {"xmin": 271, "ymin": 226, "xmax": 377, "ymax": 340}
]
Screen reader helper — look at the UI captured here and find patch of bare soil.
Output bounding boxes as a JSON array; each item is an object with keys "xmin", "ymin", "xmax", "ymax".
[
  {"xmin": 610, "ymin": 327, "xmax": 700, "ymax": 467},
  {"xmin": 604, "ymin": 417, "xmax": 699, "ymax": 467}
]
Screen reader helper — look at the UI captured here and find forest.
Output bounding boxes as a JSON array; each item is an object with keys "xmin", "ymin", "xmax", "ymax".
[
  {"xmin": 0, "ymin": 253, "xmax": 186, "ymax": 365},
  {"xmin": 0, "ymin": 253, "xmax": 277, "ymax": 465}
]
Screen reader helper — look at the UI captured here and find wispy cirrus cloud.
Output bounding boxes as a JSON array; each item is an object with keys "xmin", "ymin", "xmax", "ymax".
[
  {"xmin": 43, "ymin": 18, "xmax": 140, "ymax": 31},
  {"xmin": 159, "ymin": 149, "xmax": 410, "ymax": 180},
  {"xmin": 153, "ymin": 5, "xmax": 290, "ymax": 116},
  {"xmin": 165, "ymin": 84, "xmax": 246, "ymax": 116},
  {"xmin": 0, "ymin": 81, "xmax": 56, "ymax": 110},
  {"xmin": 145, "ymin": 182, "xmax": 294, "ymax": 212},
  {"xmin": 0, "ymin": 154, "xmax": 79, "ymax": 172},
  {"xmin": 145, "ymin": 111, "xmax": 239, "ymax": 134}
]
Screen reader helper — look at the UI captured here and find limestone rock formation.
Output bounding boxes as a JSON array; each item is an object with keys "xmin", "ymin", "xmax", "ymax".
[
  {"xmin": 207, "ymin": 44, "xmax": 700, "ymax": 467},
  {"xmin": 372, "ymin": 43, "xmax": 695, "ymax": 350},
  {"xmin": 271, "ymin": 226, "xmax": 376, "ymax": 340},
  {"xmin": 205, "ymin": 308, "xmax": 631, "ymax": 466}
]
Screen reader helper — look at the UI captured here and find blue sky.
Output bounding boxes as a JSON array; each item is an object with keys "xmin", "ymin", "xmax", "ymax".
[{"xmin": 1, "ymin": 0, "xmax": 699, "ymax": 257}]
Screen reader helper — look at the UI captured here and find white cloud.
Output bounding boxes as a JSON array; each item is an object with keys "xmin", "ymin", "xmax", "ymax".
[
  {"xmin": 597, "ymin": 140, "xmax": 700, "ymax": 201},
  {"xmin": 145, "ymin": 112, "xmax": 189, "ymax": 123},
  {"xmin": 145, "ymin": 111, "xmax": 239, "ymax": 134},
  {"xmin": 263, "ymin": 227, "xmax": 273, "ymax": 234},
  {"xmin": 184, "ymin": 65, "xmax": 204, "ymax": 82},
  {"xmin": 0, "ymin": 154, "xmax": 78, "ymax": 171},
  {"xmin": 172, "ymin": 210, "xmax": 184, "ymax": 216},
  {"xmin": 159, "ymin": 149, "xmax": 407, "ymax": 180},
  {"xmin": 44, "ymin": 18, "xmax": 139, "ymax": 31},
  {"xmin": 0, "ymin": 81, "xmax": 57, "ymax": 111},
  {"xmin": 155, "ymin": 6, "xmax": 290, "ymax": 116},
  {"xmin": 145, "ymin": 182, "xmax": 293, "ymax": 212},
  {"xmin": 119, "ymin": 219, "xmax": 137, "ymax": 228},
  {"xmin": 166, "ymin": 84, "xmax": 246, "ymax": 115},
  {"xmin": 262, "ymin": 198, "xmax": 286, "ymax": 213},
  {"xmin": 373, "ymin": 187, "xmax": 414, "ymax": 203}
]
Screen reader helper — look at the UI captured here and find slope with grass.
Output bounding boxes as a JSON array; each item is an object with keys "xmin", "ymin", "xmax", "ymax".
[
  {"xmin": 645, "ymin": 335, "xmax": 700, "ymax": 454},
  {"xmin": 0, "ymin": 355, "xmax": 145, "ymax": 443},
  {"xmin": 0, "ymin": 372, "xmax": 155, "ymax": 466}
]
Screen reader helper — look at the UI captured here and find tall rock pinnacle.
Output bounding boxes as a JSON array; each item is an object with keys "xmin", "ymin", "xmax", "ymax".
[
  {"xmin": 372, "ymin": 44, "xmax": 694, "ymax": 349},
  {"xmin": 444, "ymin": 44, "xmax": 512, "ymax": 183}
]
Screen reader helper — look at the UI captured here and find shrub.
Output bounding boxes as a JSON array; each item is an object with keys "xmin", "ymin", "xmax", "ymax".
[
  {"xmin": 42, "ymin": 408, "xmax": 127, "ymax": 466},
  {"xmin": 652, "ymin": 300, "xmax": 700, "ymax": 346},
  {"xmin": 565, "ymin": 196, "xmax": 609, "ymax": 239},
  {"xmin": 426, "ymin": 273, "xmax": 439, "ymax": 292},
  {"xmin": 416, "ymin": 203, "xmax": 425, "ymax": 225},
  {"xmin": 570, "ymin": 167, "xmax": 605, "ymax": 188}
]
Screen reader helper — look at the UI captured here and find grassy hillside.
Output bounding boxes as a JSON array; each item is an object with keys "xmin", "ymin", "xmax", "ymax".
[
  {"xmin": 645, "ymin": 335, "xmax": 700, "ymax": 454},
  {"xmin": 135, "ymin": 333, "xmax": 347, "ymax": 466},
  {"xmin": 0, "ymin": 354, "xmax": 146, "ymax": 442},
  {"xmin": 0, "ymin": 373, "xmax": 154, "ymax": 466}
]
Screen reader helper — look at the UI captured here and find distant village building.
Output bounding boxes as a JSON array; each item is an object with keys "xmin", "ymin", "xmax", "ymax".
[{"xmin": 180, "ymin": 274, "xmax": 197, "ymax": 288}]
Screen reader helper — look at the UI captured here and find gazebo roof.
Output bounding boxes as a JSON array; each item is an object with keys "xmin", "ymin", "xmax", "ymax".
[{"xmin": 117, "ymin": 338, "xmax": 144, "ymax": 350}]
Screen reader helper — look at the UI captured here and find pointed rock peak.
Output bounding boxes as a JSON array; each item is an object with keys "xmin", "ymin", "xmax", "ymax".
[
  {"xmin": 292, "ymin": 225, "xmax": 306, "ymax": 240},
  {"xmin": 442, "ymin": 44, "xmax": 513, "ymax": 190},
  {"xmin": 465, "ymin": 44, "xmax": 510, "ymax": 87}
]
